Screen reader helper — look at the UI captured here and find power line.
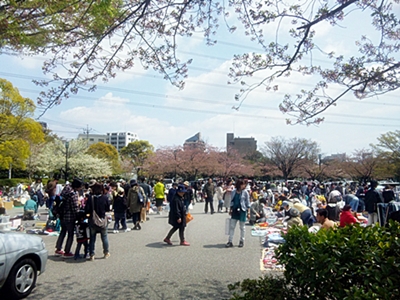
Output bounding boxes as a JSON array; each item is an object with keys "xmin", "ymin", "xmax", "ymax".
[
  {"xmin": 16, "ymin": 84, "xmax": 400, "ymax": 124},
  {"xmin": 16, "ymin": 87, "xmax": 400, "ymax": 128}
]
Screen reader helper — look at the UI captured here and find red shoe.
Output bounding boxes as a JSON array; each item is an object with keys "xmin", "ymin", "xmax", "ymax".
[
  {"xmin": 163, "ymin": 238, "xmax": 172, "ymax": 245},
  {"xmin": 63, "ymin": 252, "xmax": 74, "ymax": 259},
  {"xmin": 54, "ymin": 249, "xmax": 65, "ymax": 256},
  {"xmin": 180, "ymin": 241, "xmax": 190, "ymax": 246}
]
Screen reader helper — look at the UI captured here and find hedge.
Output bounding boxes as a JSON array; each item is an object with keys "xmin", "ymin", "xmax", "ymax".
[{"xmin": 229, "ymin": 222, "xmax": 400, "ymax": 299}]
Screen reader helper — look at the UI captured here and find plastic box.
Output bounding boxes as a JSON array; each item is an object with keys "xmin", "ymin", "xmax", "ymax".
[
  {"xmin": 0, "ymin": 222, "xmax": 11, "ymax": 231},
  {"xmin": 0, "ymin": 215, "xmax": 10, "ymax": 223}
]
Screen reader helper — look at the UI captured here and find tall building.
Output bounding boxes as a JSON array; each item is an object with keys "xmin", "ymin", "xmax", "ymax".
[
  {"xmin": 77, "ymin": 133, "xmax": 108, "ymax": 146},
  {"xmin": 107, "ymin": 131, "xmax": 138, "ymax": 151},
  {"xmin": 184, "ymin": 132, "xmax": 205, "ymax": 150},
  {"xmin": 226, "ymin": 133, "xmax": 257, "ymax": 155}
]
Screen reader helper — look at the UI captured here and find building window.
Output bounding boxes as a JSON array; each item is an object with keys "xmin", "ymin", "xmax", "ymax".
[
  {"xmin": 89, "ymin": 138, "xmax": 94, "ymax": 141},
  {"xmin": 99, "ymin": 139, "xmax": 104, "ymax": 142}
]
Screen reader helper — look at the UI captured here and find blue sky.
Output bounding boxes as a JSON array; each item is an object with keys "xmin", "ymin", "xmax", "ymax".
[{"xmin": 1, "ymin": 5, "xmax": 399, "ymax": 157}]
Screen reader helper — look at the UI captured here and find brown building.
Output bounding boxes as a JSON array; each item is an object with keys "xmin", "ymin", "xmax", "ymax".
[
  {"xmin": 226, "ymin": 133, "xmax": 257, "ymax": 155},
  {"xmin": 184, "ymin": 132, "xmax": 205, "ymax": 150}
]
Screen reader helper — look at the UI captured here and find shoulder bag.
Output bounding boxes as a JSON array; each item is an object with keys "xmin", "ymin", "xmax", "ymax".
[{"xmin": 91, "ymin": 195, "xmax": 108, "ymax": 228}]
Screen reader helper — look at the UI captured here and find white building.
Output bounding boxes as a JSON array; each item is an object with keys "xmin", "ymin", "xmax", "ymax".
[{"xmin": 107, "ymin": 132, "xmax": 138, "ymax": 151}]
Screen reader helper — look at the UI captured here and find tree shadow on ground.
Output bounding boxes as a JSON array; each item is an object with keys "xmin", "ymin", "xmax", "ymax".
[{"xmin": 30, "ymin": 277, "xmax": 233, "ymax": 300}]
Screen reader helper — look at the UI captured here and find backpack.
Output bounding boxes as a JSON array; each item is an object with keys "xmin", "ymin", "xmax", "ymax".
[{"xmin": 51, "ymin": 195, "xmax": 65, "ymax": 220}]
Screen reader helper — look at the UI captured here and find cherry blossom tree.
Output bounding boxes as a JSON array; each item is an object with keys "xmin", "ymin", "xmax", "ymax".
[{"xmin": 2, "ymin": 1, "xmax": 399, "ymax": 123}]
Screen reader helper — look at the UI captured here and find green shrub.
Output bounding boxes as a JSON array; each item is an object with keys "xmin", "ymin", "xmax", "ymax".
[
  {"xmin": 0, "ymin": 178, "xmax": 29, "ymax": 188},
  {"xmin": 275, "ymin": 223, "xmax": 400, "ymax": 299},
  {"xmin": 229, "ymin": 223, "xmax": 400, "ymax": 299}
]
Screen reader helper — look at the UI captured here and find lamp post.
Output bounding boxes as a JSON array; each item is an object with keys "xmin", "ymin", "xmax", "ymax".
[
  {"xmin": 318, "ymin": 154, "xmax": 322, "ymax": 171},
  {"xmin": 65, "ymin": 141, "xmax": 69, "ymax": 181}
]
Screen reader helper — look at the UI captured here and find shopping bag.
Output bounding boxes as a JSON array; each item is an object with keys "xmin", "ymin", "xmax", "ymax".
[
  {"xmin": 225, "ymin": 218, "xmax": 231, "ymax": 235},
  {"xmin": 186, "ymin": 213, "xmax": 194, "ymax": 224},
  {"xmin": 188, "ymin": 203, "xmax": 194, "ymax": 210}
]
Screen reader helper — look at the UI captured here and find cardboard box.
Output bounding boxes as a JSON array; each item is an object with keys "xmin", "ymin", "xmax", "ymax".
[{"xmin": 3, "ymin": 201, "xmax": 13, "ymax": 210}]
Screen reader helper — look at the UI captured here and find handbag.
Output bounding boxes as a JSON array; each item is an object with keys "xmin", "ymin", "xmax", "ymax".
[
  {"xmin": 91, "ymin": 196, "xmax": 108, "ymax": 228},
  {"xmin": 186, "ymin": 212, "xmax": 194, "ymax": 224}
]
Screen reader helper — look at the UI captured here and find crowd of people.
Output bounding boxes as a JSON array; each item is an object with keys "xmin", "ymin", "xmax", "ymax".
[{"xmin": 2, "ymin": 176, "xmax": 399, "ymax": 259}]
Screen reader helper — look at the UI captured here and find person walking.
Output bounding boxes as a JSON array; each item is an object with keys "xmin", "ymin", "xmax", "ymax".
[
  {"xmin": 112, "ymin": 187, "xmax": 130, "ymax": 233},
  {"xmin": 203, "ymin": 178, "xmax": 215, "ymax": 214},
  {"xmin": 223, "ymin": 179, "xmax": 234, "ymax": 213},
  {"xmin": 183, "ymin": 181, "xmax": 194, "ymax": 211},
  {"xmin": 226, "ymin": 179, "xmax": 251, "ymax": 248},
  {"xmin": 215, "ymin": 182, "xmax": 224, "ymax": 213},
  {"xmin": 55, "ymin": 178, "xmax": 82, "ymax": 259},
  {"xmin": 153, "ymin": 178, "xmax": 166, "ymax": 215},
  {"xmin": 85, "ymin": 182, "xmax": 111, "ymax": 260},
  {"xmin": 163, "ymin": 184, "xmax": 190, "ymax": 246},
  {"xmin": 127, "ymin": 180, "xmax": 146, "ymax": 230}
]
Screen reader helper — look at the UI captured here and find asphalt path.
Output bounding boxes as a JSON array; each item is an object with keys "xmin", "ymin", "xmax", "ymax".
[{"xmin": 23, "ymin": 202, "xmax": 263, "ymax": 300}]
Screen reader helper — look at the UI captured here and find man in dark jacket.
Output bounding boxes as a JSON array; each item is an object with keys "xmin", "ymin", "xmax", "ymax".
[
  {"xmin": 167, "ymin": 182, "xmax": 178, "ymax": 202},
  {"xmin": 183, "ymin": 181, "xmax": 194, "ymax": 210},
  {"xmin": 364, "ymin": 180, "xmax": 382, "ymax": 225},
  {"xmin": 203, "ymin": 178, "xmax": 215, "ymax": 214},
  {"xmin": 163, "ymin": 184, "xmax": 190, "ymax": 246},
  {"xmin": 55, "ymin": 178, "xmax": 82, "ymax": 259}
]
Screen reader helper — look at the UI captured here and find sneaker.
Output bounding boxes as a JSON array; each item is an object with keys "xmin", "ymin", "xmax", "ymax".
[
  {"xmin": 63, "ymin": 252, "xmax": 74, "ymax": 259},
  {"xmin": 180, "ymin": 241, "xmax": 190, "ymax": 246},
  {"xmin": 238, "ymin": 241, "xmax": 244, "ymax": 248},
  {"xmin": 55, "ymin": 249, "xmax": 65, "ymax": 256},
  {"xmin": 123, "ymin": 228, "xmax": 131, "ymax": 232},
  {"xmin": 113, "ymin": 230, "xmax": 119, "ymax": 234},
  {"xmin": 85, "ymin": 254, "xmax": 91, "ymax": 260},
  {"xmin": 90, "ymin": 255, "xmax": 95, "ymax": 261},
  {"xmin": 104, "ymin": 252, "xmax": 111, "ymax": 259},
  {"xmin": 163, "ymin": 238, "xmax": 172, "ymax": 245},
  {"xmin": 137, "ymin": 223, "xmax": 141, "ymax": 230},
  {"xmin": 225, "ymin": 242, "xmax": 233, "ymax": 248}
]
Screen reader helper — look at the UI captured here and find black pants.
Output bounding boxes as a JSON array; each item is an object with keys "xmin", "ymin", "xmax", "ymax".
[
  {"xmin": 204, "ymin": 198, "xmax": 214, "ymax": 214},
  {"xmin": 166, "ymin": 226, "xmax": 185, "ymax": 242},
  {"xmin": 56, "ymin": 221, "xmax": 75, "ymax": 253},
  {"xmin": 74, "ymin": 241, "xmax": 88, "ymax": 258},
  {"xmin": 132, "ymin": 212, "xmax": 140, "ymax": 224}
]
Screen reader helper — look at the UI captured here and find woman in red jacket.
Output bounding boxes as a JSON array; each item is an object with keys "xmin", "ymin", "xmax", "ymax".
[{"xmin": 339, "ymin": 205, "xmax": 359, "ymax": 227}]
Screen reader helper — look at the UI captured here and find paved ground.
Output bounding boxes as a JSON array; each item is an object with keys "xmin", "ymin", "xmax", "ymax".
[{"xmin": 11, "ymin": 203, "xmax": 264, "ymax": 300}]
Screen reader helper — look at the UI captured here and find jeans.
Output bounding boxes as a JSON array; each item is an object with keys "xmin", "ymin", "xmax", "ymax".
[
  {"xmin": 56, "ymin": 221, "xmax": 75, "ymax": 253},
  {"xmin": 89, "ymin": 226, "xmax": 109, "ymax": 255},
  {"xmin": 114, "ymin": 212, "xmax": 127, "ymax": 230},
  {"xmin": 184, "ymin": 200, "xmax": 190, "ymax": 211},
  {"xmin": 349, "ymin": 198, "xmax": 359, "ymax": 212},
  {"xmin": 204, "ymin": 198, "xmax": 214, "ymax": 214},
  {"xmin": 228, "ymin": 218, "xmax": 245, "ymax": 243},
  {"xmin": 357, "ymin": 199, "xmax": 365, "ymax": 212},
  {"xmin": 47, "ymin": 195, "xmax": 55, "ymax": 210},
  {"xmin": 166, "ymin": 226, "xmax": 185, "ymax": 242}
]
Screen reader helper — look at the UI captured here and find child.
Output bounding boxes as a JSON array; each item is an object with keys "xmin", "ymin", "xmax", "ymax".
[
  {"xmin": 74, "ymin": 210, "xmax": 89, "ymax": 260},
  {"xmin": 113, "ymin": 188, "xmax": 130, "ymax": 233}
]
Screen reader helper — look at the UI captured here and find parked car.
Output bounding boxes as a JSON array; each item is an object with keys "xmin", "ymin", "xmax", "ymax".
[
  {"xmin": 0, "ymin": 231, "xmax": 48, "ymax": 299},
  {"xmin": 163, "ymin": 178, "xmax": 174, "ymax": 191}
]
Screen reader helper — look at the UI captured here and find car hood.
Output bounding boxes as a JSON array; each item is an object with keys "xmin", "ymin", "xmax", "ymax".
[{"xmin": 0, "ymin": 232, "xmax": 45, "ymax": 254}]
